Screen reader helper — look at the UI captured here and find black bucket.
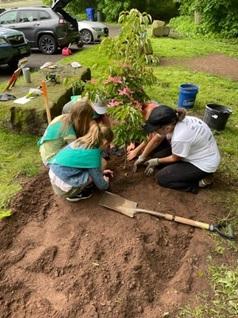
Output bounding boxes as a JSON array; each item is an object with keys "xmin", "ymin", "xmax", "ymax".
[{"xmin": 203, "ymin": 103, "xmax": 232, "ymax": 131}]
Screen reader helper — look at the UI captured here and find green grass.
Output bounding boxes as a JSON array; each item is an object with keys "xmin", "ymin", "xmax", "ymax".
[
  {"xmin": 152, "ymin": 37, "xmax": 238, "ymax": 59},
  {"xmin": 61, "ymin": 45, "xmax": 113, "ymax": 79},
  {"xmin": 179, "ymin": 263, "xmax": 238, "ymax": 318},
  {"xmin": 0, "ymin": 128, "xmax": 41, "ymax": 217}
]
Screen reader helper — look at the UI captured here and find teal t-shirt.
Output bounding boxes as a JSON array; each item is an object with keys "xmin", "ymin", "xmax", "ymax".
[
  {"xmin": 49, "ymin": 144, "xmax": 102, "ymax": 169},
  {"xmin": 38, "ymin": 118, "xmax": 76, "ymax": 146}
]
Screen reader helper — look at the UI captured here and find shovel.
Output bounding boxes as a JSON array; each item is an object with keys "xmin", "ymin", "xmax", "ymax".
[{"xmin": 99, "ymin": 192, "xmax": 234, "ymax": 240}]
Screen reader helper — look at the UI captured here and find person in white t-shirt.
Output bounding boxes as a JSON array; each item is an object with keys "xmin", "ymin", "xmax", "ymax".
[{"xmin": 143, "ymin": 105, "xmax": 221, "ymax": 193}]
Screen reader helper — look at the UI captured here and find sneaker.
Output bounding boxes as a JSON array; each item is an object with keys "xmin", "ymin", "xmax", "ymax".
[
  {"xmin": 66, "ymin": 188, "xmax": 93, "ymax": 202},
  {"xmin": 198, "ymin": 177, "xmax": 213, "ymax": 188}
]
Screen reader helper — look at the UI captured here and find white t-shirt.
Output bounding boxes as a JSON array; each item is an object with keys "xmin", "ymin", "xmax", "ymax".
[{"xmin": 171, "ymin": 116, "xmax": 220, "ymax": 173}]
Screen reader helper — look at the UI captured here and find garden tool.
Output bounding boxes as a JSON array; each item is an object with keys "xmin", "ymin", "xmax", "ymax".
[
  {"xmin": 41, "ymin": 80, "xmax": 51, "ymax": 124},
  {"xmin": 99, "ymin": 192, "xmax": 234, "ymax": 240},
  {"xmin": 3, "ymin": 58, "xmax": 28, "ymax": 92}
]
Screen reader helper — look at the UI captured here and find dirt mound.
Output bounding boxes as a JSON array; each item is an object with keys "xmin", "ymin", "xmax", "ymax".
[
  {"xmin": 0, "ymin": 158, "xmax": 218, "ymax": 318},
  {"xmin": 161, "ymin": 54, "xmax": 238, "ymax": 80}
]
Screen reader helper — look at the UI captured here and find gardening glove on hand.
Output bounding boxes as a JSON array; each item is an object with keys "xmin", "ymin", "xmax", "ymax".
[
  {"xmin": 144, "ymin": 158, "xmax": 160, "ymax": 176},
  {"xmin": 133, "ymin": 155, "xmax": 146, "ymax": 173}
]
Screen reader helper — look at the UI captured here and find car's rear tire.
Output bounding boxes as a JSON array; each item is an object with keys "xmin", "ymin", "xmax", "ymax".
[
  {"xmin": 8, "ymin": 59, "xmax": 18, "ymax": 71},
  {"xmin": 80, "ymin": 29, "xmax": 93, "ymax": 44},
  {"xmin": 38, "ymin": 34, "xmax": 57, "ymax": 55}
]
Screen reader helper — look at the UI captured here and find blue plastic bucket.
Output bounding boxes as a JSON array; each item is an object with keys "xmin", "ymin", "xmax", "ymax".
[
  {"xmin": 86, "ymin": 7, "xmax": 95, "ymax": 21},
  {"xmin": 178, "ymin": 83, "xmax": 199, "ymax": 109}
]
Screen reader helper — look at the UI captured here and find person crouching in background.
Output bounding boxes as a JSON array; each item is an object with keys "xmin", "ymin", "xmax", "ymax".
[{"xmin": 38, "ymin": 97, "xmax": 93, "ymax": 166}]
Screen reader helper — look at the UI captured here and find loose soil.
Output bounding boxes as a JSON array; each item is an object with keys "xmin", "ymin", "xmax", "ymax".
[
  {"xmin": 0, "ymin": 54, "xmax": 237, "ymax": 318},
  {"xmin": 0, "ymin": 156, "xmax": 223, "ymax": 318}
]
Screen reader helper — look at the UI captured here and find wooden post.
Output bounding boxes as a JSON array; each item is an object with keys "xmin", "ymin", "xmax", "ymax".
[{"xmin": 41, "ymin": 80, "xmax": 51, "ymax": 124}]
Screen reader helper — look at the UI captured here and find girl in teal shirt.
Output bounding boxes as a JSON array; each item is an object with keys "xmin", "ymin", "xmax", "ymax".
[
  {"xmin": 38, "ymin": 98, "xmax": 93, "ymax": 165},
  {"xmin": 48, "ymin": 122, "xmax": 114, "ymax": 202}
]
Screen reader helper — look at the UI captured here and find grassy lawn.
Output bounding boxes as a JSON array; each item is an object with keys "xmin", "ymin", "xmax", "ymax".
[
  {"xmin": 0, "ymin": 33, "xmax": 238, "ymax": 316},
  {"xmin": 152, "ymin": 37, "xmax": 238, "ymax": 58}
]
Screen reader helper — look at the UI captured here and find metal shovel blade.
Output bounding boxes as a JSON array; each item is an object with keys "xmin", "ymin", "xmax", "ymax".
[{"xmin": 99, "ymin": 192, "xmax": 138, "ymax": 218}]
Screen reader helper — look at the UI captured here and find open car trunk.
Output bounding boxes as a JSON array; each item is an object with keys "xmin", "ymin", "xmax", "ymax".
[{"xmin": 52, "ymin": 0, "xmax": 78, "ymax": 31}]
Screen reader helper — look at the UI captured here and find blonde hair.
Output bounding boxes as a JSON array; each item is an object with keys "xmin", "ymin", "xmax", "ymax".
[
  {"xmin": 73, "ymin": 122, "xmax": 113, "ymax": 149},
  {"xmin": 63, "ymin": 97, "xmax": 93, "ymax": 137}
]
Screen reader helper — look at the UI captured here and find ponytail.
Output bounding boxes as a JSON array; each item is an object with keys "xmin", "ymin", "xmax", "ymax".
[
  {"xmin": 176, "ymin": 108, "xmax": 186, "ymax": 122},
  {"xmin": 73, "ymin": 122, "xmax": 113, "ymax": 149}
]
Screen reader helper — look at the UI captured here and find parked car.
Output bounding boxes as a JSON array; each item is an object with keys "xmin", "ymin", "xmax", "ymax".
[
  {"xmin": 0, "ymin": 1, "xmax": 82, "ymax": 55},
  {"xmin": 0, "ymin": 27, "xmax": 31, "ymax": 69},
  {"xmin": 78, "ymin": 20, "xmax": 109, "ymax": 44}
]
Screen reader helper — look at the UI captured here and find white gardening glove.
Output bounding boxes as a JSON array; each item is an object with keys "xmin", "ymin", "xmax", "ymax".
[
  {"xmin": 133, "ymin": 155, "xmax": 146, "ymax": 173},
  {"xmin": 144, "ymin": 158, "xmax": 160, "ymax": 176}
]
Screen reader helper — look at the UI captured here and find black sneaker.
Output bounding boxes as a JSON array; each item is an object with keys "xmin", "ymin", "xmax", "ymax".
[{"xmin": 66, "ymin": 188, "xmax": 93, "ymax": 202}]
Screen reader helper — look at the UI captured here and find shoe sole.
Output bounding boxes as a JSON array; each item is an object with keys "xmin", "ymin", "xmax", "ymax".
[{"xmin": 66, "ymin": 193, "xmax": 93, "ymax": 202}]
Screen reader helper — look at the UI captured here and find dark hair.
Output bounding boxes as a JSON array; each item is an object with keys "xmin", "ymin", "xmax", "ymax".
[{"xmin": 144, "ymin": 105, "xmax": 186, "ymax": 133}]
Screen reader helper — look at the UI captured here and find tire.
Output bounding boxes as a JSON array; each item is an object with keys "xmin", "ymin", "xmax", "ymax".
[
  {"xmin": 8, "ymin": 59, "xmax": 18, "ymax": 70},
  {"xmin": 80, "ymin": 29, "xmax": 93, "ymax": 44},
  {"xmin": 38, "ymin": 34, "xmax": 57, "ymax": 55}
]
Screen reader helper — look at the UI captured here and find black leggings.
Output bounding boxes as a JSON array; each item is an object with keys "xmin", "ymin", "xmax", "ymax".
[
  {"xmin": 155, "ymin": 162, "xmax": 210, "ymax": 193},
  {"xmin": 152, "ymin": 139, "xmax": 210, "ymax": 193}
]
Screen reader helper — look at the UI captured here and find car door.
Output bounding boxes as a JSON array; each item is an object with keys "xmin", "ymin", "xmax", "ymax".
[
  {"xmin": 52, "ymin": 0, "xmax": 78, "ymax": 31},
  {"xmin": 14, "ymin": 9, "xmax": 39, "ymax": 46}
]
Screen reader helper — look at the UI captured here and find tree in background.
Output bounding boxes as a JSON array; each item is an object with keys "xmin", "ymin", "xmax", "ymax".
[{"xmin": 43, "ymin": 0, "xmax": 178, "ymax": 22}]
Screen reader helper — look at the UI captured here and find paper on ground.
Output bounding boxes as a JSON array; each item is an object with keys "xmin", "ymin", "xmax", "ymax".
[{"xmin": 13, "ymin": 96, "xmax": 33, "ymax": 104}]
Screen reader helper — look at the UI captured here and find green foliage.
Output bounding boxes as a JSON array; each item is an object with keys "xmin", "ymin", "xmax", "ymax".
[
  {"xmin": 42, "ymin": 0, "xmax": 52, "ymax": 5},
  {"xmin": 177, "ymin": 0, "xmax": 238, "ymax": 38},
  {"xmin": 109, "ymin": 105, "xmax": 145, "ymax": 146},
  {"xmin": 97, "ymin": 0, "xmax": 130, "ymax": 21},
  {"xmin": 83, "ymin": 64, "xmax": 148, "ymax": 146},
  {"xmin": 179, "ymin": 264, "xmax": 238, "ymax": 317},
  {"xmin": 63, "ymin": 78, "xmax": 85, "ymax": 96},
  {"xmin": 169, "ymin": 15, "xmax": 201, "ymax": 37},
  {"xmin": 101, "ymin": 9, "xmax": 159, "ymax": 65},
  {"xmin": 84, "ymin": 9, "xmax": 157, "ymax": 148},
  {"xmin": 42, "ymin": 0, "xmax": 178, "ymax": 22}
]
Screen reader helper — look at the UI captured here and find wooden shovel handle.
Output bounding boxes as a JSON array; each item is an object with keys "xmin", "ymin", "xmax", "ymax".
[
  {"xmin": 135, "ymin": 208, "xmax": 210, "ymax": 230},
  {"xmin": 41, "ymin": 80, "xmax": 51, "ymax": 124}
]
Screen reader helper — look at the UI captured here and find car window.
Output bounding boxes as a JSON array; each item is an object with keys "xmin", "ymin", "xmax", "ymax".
[
  {"xmin": 18, "ymin": 10, "xmax": 39, "ymax": 23},
  {"xmin": 39, "ymin": 10, "xmax": 51, "ymax": 20},
  {"xmin": 0, "ymin": 11, "xmax": 17, "ymax": 24}
]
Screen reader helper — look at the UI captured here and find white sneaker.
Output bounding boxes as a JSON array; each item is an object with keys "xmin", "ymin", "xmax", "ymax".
[{"xmin": 198, "ymin": 177, "xmax": 213, "ymax": 188}]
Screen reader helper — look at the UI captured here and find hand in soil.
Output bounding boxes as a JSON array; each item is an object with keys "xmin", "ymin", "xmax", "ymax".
[
  {"xmin": 103, "ymin": 169, "xmax": 114, "ymax": 178},
  {"xmin": 127, "ymin": 143, "xmax": 135, "ymax": 152},
  {"xmin": 127, "ymin": 149, "xmax": 138, "ymax": 161},
  {"xmin": 144, "ymin": 158, "xmax": 160, "ymax": 176},
  {"xmin": 133, "ymin": 156, "xmax": 146, "ymax": 173}
]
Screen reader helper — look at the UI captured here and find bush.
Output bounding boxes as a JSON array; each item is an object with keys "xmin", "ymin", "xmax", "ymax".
[{"xmin": 178, "ymin": 0, "xmax": 238, "ymax": 38}]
